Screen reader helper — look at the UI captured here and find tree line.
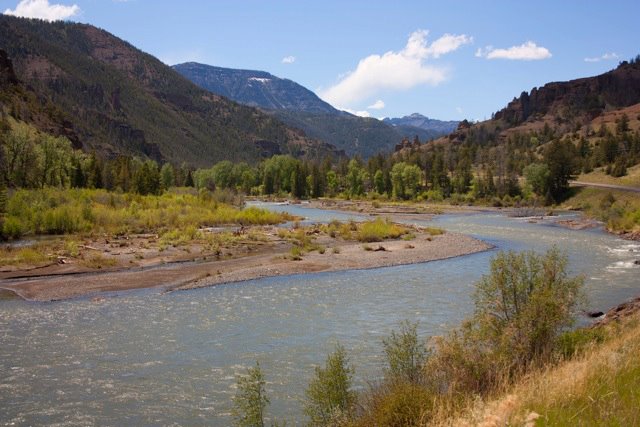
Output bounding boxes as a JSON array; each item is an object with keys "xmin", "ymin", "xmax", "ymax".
[{"xmin": 2, "ymin": 112, "xmax": 639, "ymax": 207}]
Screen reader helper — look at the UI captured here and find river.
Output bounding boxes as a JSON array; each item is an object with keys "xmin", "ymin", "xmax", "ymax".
[{"xmin": 1, "ymin": 204, "xmax": 638, "ymax": 425}]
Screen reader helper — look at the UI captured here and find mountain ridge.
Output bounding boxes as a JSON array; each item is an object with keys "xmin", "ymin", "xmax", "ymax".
[
  {"xmin": 0, "ymin": 16, "xmax": 341, "ymax": 166},
  {"xmin": 173, "ymin": 62, "xmax": 339, "ymax": 114},
  {"xmin": 174, "ymin": 62, "xmax": 456, "ymax": 157},
  {"xmin": 397, "ymin": 58, "xmax": 640, "ymax": 156}
]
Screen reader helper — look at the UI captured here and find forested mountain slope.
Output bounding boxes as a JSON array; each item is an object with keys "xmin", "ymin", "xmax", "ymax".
[{"xmin": 0, "ymin": 16, "xmax": 340, "ymax": 166}]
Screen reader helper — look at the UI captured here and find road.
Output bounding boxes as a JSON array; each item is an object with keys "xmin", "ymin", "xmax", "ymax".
[{"xmin": 570, "ymin": 181, "xmax": 640, "ymax": 194}]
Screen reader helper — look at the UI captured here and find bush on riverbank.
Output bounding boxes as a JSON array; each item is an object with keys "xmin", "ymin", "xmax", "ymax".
[
  {"xmin": 231, "ymin": 248, "xmax": 595, "ymax": 426},
  {"xmin": 357, "ymin": 218, "xmax": 408, "ymax": 242},
  {"xmin": 562, "ymin": 187, "xmax": 640, "ymax": 234},
  {"xmin": 440, "ymin": 312, "xmax": 640, "ymax": 426},
  {"xmin": 346, "ymin": 248, "xmax": 586, "ymax": 426}
]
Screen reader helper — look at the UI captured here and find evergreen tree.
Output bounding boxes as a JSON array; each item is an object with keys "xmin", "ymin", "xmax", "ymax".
[
  {"xmin": 544, "ymin": 140, "xmax": 578, "ymax": 202},
  {"xmin": 184, "ymin": 169, "xmax": 194, "ymax": 187}
]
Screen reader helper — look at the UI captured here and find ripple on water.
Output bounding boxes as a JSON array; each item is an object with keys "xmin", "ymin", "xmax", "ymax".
[{"xmin": 1, "ymin": 209, "xmax": 639, "ymax": 426}]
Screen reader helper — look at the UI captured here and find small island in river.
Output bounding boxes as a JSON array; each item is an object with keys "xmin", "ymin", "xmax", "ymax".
[{"xmin": 0, "ymin": 212, "xmax": 491, "ymax": 302}]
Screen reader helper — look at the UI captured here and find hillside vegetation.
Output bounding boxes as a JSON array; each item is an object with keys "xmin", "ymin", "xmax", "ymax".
[{"xmin": 0, "ymin": 16, "xmax": 338, "ymax": 166}]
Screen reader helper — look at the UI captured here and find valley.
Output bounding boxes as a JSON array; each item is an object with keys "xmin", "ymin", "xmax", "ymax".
[{"xmin": 1, "ymin": 5, "xmax": 639, "ymax": 426}]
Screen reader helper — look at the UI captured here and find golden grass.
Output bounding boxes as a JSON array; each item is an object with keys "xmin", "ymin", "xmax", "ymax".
[
  {"xmin": 562, "ymin": 187, "xmax": 640, "ymax": 233},
  {"xmin": 0, "ymin": 245, "xmax": 52, "ymax": 266},
  {"xmin": 357, "ymin": 218, "xmax": 408, "ymax": 242},
  {"xmin": 432, "ymin": 314, "xmax": 640, "ymax": 426},
  {"xmin": 576, "ymin": 163, "xmax": 640, "ymax": 188}
]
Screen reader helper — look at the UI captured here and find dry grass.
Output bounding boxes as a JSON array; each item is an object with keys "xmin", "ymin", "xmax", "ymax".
[
  {"xmin": 432, "ymin": 314, "xmax": 640, "ymax": 426},
  {"xmin": 80, "ymin": 253, "xmax": 118, "ymax": 269},
  {"xmin": 562, "ymin": 187, "xmax": 640, "ymax": 233},
  {"xmin": 0, "ymin": 245, "xmax": 52, "ymax": 267},
  {"xmin": 576, "ymin": 163, "xmax": 640, "ymax": 188}
]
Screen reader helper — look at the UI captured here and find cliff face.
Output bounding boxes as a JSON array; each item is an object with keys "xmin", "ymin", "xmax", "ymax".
[{"xmin": 494, "ymin": 61, "xmax": 640, "ymax": 126}]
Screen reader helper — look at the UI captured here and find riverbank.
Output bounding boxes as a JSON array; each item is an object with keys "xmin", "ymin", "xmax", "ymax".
[
  {"xmin": 435, "ymin": 304, "xmax": 640, "ymax": 426},
  {"xmin": 307, "ymin": 199, "xmax": 640, "ymax": 237},
  {"xmin": 0, "ymin": 224, "xmax": 491, "ymax": 302}
]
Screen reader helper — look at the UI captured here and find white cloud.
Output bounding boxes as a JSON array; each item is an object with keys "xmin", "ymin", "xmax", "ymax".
[
  {"xmin": 584, "ymin": 52, "xmax": 619, "ymax": 63},
  {"xmin": 3, "ymin": 0, "xmax": 79, "ymax": 21},
  {"xmin": 367, "ymin": 99, "xmax": 385, "ymax": 110},
  {"xmin": 475, "ymin": 41, "xmax": 551, "ymax": 61},
  {"xmin": 421, "ymin": 33, "xmax": 474, "ymax": 58},
  {"xmin": 455, "ymin": 106, "xmax": 463, "ymax": 114},
  {"xmin": 281, "ymin": 55, "xmax": 296, "ymax": 64},
  {"xmin": 320, "ymin": 30, "xmax": 472, "ymax": 108}
]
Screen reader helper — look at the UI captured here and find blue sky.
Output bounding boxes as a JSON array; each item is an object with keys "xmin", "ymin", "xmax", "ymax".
[{"xmin": 2, "ymin": 0, "xmax": 639, "ymax": 121}]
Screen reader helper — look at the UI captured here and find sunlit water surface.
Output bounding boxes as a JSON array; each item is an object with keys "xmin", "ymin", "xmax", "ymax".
[{"xmin": 1, "ymin": 204, "xmax": 638, "ymax": 425}]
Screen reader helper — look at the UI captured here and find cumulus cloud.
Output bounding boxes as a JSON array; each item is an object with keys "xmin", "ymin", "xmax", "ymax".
[
  {"xmin": 584, "ymin": 52, "xmax": 619, "ymax": 63},
  {"xmin": 281, "ymin": 55, "xmax": 296, "ymax": 64},
  {"xmin": 475, "ymin": 41, "xmax": 551, "ymax": 60},
  {"xmin": 320, "ymin": 30, "xmax": 472, "ymax": 108},
  {"xmin": 367, "ymin": 99, "xmax": 385, "ymax": 110},
  {"xmin": 3, "ymin": 0, "xmax": 80, "ymax": 21}
]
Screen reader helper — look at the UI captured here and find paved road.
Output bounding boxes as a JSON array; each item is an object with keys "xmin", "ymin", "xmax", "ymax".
[{"xmin": 570, "ymin": 181, "xmax": 640, "ymax": 194}]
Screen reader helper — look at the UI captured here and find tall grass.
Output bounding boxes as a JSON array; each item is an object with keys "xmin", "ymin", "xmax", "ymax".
[
  {"xmin": 563, "ymin": 187, "xmax": 640, "ymax": 233},
  {"xmin": 356, "ymin": 218, "xmax": 408, "ymax": 242},
  {"xmin": 436, "ymin": 314, "xmax": 640, "ymax": 426},
  {"xmin": 1, "ymin": 188, "xmax": 292, "ymax": 239}
]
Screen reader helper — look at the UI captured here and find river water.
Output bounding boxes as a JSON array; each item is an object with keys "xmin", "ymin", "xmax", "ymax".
[{"xmin": 1, "ymin": 204, "xmax": 638, "ymax": 425}]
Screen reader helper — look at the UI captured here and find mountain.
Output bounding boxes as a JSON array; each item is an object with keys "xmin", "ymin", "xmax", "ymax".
[
  {"xmin": 173, "ymin": 62, "xmax": 454, "ymax": 158},
  {"xmin": 0, "ymin": 16, "xmax": 341, "ymax": 167},
  {"xmin": 383, "ymin": 113, "xmax": 459, "ymax": 142},
  {"xmin": 494, "ymin": 58, "xmax": 640, "ymax": 128},
  {"xmin": 403, "ymin": 58, "xmax": 640, "ymax": 153},
  {"xmin": 173, "ymin": 62, "xmax": 338, "ymax": 114}
]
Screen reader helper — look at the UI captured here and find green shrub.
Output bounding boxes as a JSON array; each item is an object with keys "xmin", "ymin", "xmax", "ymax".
[
  {"xmin": 232, "ymin": 362, "xmax": 269, "ymax": 427},
  {"xmin": 556, "ymin": 327, "xmax": 606, "ymax": 359},
  {"xmin": 2, "ymin": 188, "xmax": 291, "ymax": 238},
  {"xmin": 357, "ymin": 218, "xmax": 406, "ymax": 242},
  {"xmin": 382, "ymin": 321, "xmax": 428, "ymax": 384},
  {"xmin": 427, "ymin": 248, "xmax": 585, "ymax": 395},
  {"xmin": 305, "ymin": 344, "xmax": 356, "ymax": 425},
  {"xmin": 423, "ymin": 227, "xmax": 444, "ymax": 236},
  {"xmin": 289, "ymin": 245, "xmax": 303, "ymax": 260},
  {"xmin": 2, "ymin": 216, "xmax": 25, "ymax": 239}
]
